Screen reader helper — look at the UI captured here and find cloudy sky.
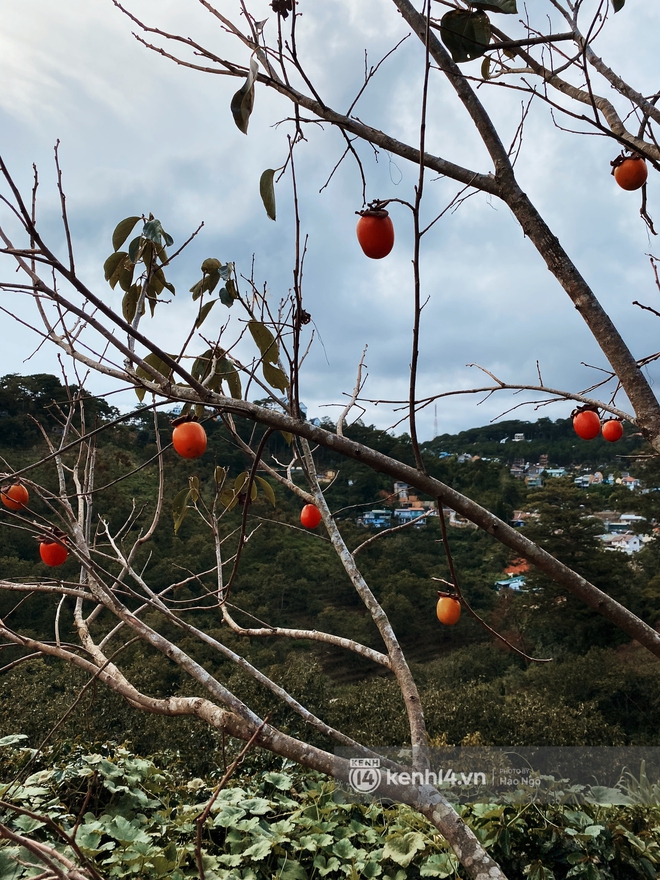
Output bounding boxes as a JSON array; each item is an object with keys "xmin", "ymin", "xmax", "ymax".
[{"xmin": 1, "ymin": 0, "xmax": 659, "ymax": 440}]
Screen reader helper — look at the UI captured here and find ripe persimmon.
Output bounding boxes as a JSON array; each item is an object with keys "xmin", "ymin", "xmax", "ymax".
[
  {"xmin": 1, "ymin": 481, "xmax": 29, "ymax": 511},
  {"xmin": 436, "ymin": 596, "xmax": 461, "ymax": 626},
  {"xmin": 356, "ymin": 208, "xmax": 395, "ymax": 259},
  {"xmin": 39, "ymin": 537, "xmax": 68, "ymax": 567},
  {"xmin": 300, "ymin": 504, "xmax": 322, "ymax": 528},
  {"xmin": 572, "ymin": 409, "xmax": 601, "ymax": 440},
  {"xmin": 602, "ymin": 419, "xmax": 624, "ymax": 442},
  {"xmin": 172, "ymin": 419, "xmax": 207, "ymax": 459},
  {"xmin": 612, "ymin": 154, "xmax": 648, "ymax": 191}
]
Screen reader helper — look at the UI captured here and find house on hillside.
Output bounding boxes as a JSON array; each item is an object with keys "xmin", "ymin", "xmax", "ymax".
[
  {"xmin": 393, "ymin": 508, "xmax": 428, "ymax": 527},
  {"xmin": 495, "ymin": 575, "xmax": 526, "ymax": 591},
  {"xmin": 358, "ymin": 510, "xmax": 392, "ymax": 528},
  {"xmin": 600, "ymin": 532, "xmax": 642, "ymax": 554}
]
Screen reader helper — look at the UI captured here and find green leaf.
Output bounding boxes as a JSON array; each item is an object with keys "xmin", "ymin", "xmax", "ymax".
[
  {"xmin": 195, "ymin": 300, "xmax": 217, "ymax": 329},
  {"xmin": 260, "ymin": 168, "xmax": 277, "ymax": 220},
  {"xmin": 191, "ymin": 269, "xmax": 221, "ymax": 301},
  {"xmin": 243, "ymin": 838, "xmax": 273, "ymax": 860},
  {"xmin": 214, "ymin": 466, "xmax": 226, "ymax": 486},
  {"xmin": 13, "ymin": 814, "xmax": 46, "ymax": 834},
  {"xmin": 481, "ymin": 56, "xmax": 491, "ymax": 80},
  {"xmin": 440, "ymin": 10, "xmax": 491, "ymax": 63},
  {"xmin": 128, "ymin": 235, "xmax": 143, "ymax": 264},
  {"xmin": 420, "ymin": 853, "xmax": 460, "ymax": 877},
  {"xmin": 192, "ymin": 349, "xmax": 213, "ymax": 383},
  {"xmin": 383, "ymin": 832, "xmax": 427, "ymax": 868},
  {"xmin": 142, "ymin": 218, "xmax": 171, "ymax": 247},
  {"xmin": 277, "ymin": 859, "xmax": 307, "ymax": 880},
  {"xmin": 467, "ymin": 0, "xmax": 516, "ymax": 12},
  {"xmin": 122, "ymin": 284, "xmax": 142, "ymax": 323},
  {"xmin": 103, "ymin": 251, "xmax": 126, "ymax": 286},
  {"xmin": 217, "ymin": 357, "xmax": 242, "ymax": 399},
  {"xmin": 220, "ymin": 488, "xmax": 238, "ymax": 510},
  {"xmin": 112, "ymin": 216, "xmax": 141, "ymax": 251},
  {"xmin": 230, "ymin": 57, "xmax": 258, "ymax": 134},
  {"xmin": 263, "ymin": 361, "xmax": 289, "ymax": 392},
  {"xmin": 118, "ymin": 261, "xmax": 135, "ymax": 293},
  {"xmin": 219, "ymin": 279, "xmax": 239, "ymax": 308},
  {"xmin": 173, "ymin": 488, "xmax": 190, "ymax": 533},
  {"xmin": 280, "ymin": 431, "xmax": 293, "ymax": 445},
  {"xmin": 612, "ymin": 0, "xmax": 625, "ymax": 10},
  {"xmin": 249, "ymin": 320, "xmax": 279, "ymax": 364},
  {"xmin": 234, "ymin": 471, "xmax": 249, "ymax": 493},
  {"xmin": 134, "ymin": 352, "xmax": 174, "ymax": 401},
  {"xmin": 263, "ymin": 771, "xmax": 292, "ymax": 790},
  {"xmin": 255, "ymin": 476, "xmax": 276, "ymax": 507}
]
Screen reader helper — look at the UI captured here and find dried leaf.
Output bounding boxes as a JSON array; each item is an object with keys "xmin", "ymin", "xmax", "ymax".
[
  {"xmin": 259, "ymin": 169, "xmax": 277, "ymax": 221},
  {"xmin": 230, "ymin": 58, "xmax": 258, "ymax": 135}
]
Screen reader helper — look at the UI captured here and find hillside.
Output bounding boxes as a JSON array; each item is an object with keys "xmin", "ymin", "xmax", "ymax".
[{"xmin": 0, "ymin": 374, "xmax": 658, "ymax": 764}]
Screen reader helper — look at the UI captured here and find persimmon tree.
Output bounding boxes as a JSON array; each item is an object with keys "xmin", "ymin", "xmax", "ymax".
[{"xmin": 0, "ymin": 1, "xmax": 660, "ymax": 878}]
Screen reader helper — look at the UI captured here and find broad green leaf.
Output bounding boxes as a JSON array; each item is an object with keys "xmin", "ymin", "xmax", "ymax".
[
  {"xmin": 383, "ymin": 832, "xmax": 427, "ymax": 868},
  {"xmin": 216, "ymin": 357, "xmax": 242, "ymax": 399},
  {"xmin": 263, "ymin": 360, "xmax": 289, "ymax": 392},
  {"xmin": 107, "ymin": 814, "xmax": 152, "ymax": 844},
  {"xmin": 481, "ymin": 56, "xmax": 491, "ymax": 80},
  {"xmin": 13, "ymin": 814, "xmax": 45, "ymax": 833},
  {"xmin": 103, "ymin": 251, "xmax": 126, "ymax": 285},
  {"xmin": 213, "ymin": 805, "xmax": 247, "ymax": 827},
  {"xmin": 420, "ymin": 853, "xmax": 460, "ymax": 877},
  {"xmin": 142, "ymin": 218, "xmax": 172, "ymax": 247},
  {"xmin": 214, "ymin": 466, "xmax": 226, "ymax": 486},
  {"xmin": 122, "ymin": 286, "xmax": 141, "ymax": 323},
  {"xmin": 612, "ymin": 0, "xmax": 625, "ymax": 10},
  {"xmin": 260, "ymin": 168, "xmax": 277, "ymax": 220},
  {"xmin": 192, "ymin": 349, "xmax": 213, "ymax": 383},
  {"xmin": 172, "ymin": 487, "xmax": 190, "ymax": 536},
  {"xmin": 195, "ymin": 299, "xmax": 217, "ymax": 329},
  {"xmin": 314, "ymin": 855, "xmax": 342, "ymax": 877},
  {"xmin": 220, "ymin": 488, "xmax": 238, "ymax": 510},
  {"xmin": 118, "ymin": 260, "xmax": 135, "ymax": 293},
  {"xmin": 191, "ymin": 269, "xmax": 221, "ymax": 301},
  {"xmin": 219, "ymin": 279, "xmax": 239, "ymax": 307},
  {"xmin": 280, "ymin": 430, "xmax": 293, "ymax": 445},
  {"xmin": 243, "ymin": 838, "xmax": 273, "ymax": 860},
  {"xmin": 467, "ymin": 0, "xmax": 516, "ymax": 12},
  {"xmin": 128, "ymin": 235, "xmax": 143, "ymax": 264},
  {"xmin": 255, "ymin": 475, "xmax": 276, "ymax": 507},
  {"xmin": 263, "ymin": 771, "xmax": 292, "ymax": 790},
  {"xmin": 333, "ymin": 838, "xmax": 358, "ymax": 859},
  {"xmin": 249, "ymin": 320, "xmax": 279, "ymax": 364},
  {"xmin": 194, "ymin": 403, "xmax": 206, "ymax": 420},
  {"xmin": 440, "ymin": 10, "xmax": 491, "ymax": 62},
  {"xmin": 134, "ymin": 352, "xmax": 174, "ymax": 401},
  {"xmin": 230, "ymin": 57, "xmax": 258, "ymax": 134},
  {"xmin": 112, "ymin": 216, "xmax": 141, "ymax": 251},
  {"xmin": 234, "ymin": 472, "xmax": 249, "ymax": 493},
  {"xmin": 278, "ymin": 859, "xmax": 307, "ymax": 880}
]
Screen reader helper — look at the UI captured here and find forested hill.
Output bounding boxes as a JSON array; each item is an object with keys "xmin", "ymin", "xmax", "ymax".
[
  {"xmin": 424, "ymin": 415, "xmax": 647, "ymax": 466},
  {"xmin": 0, "ymin": 373, "xmax": 658, "ymax": 764}
]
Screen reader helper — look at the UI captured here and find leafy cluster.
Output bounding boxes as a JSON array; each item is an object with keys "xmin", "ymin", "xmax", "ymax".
[{"xmin": 0, "ymin": 738, "xmax": 659, "ymax": 880}]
